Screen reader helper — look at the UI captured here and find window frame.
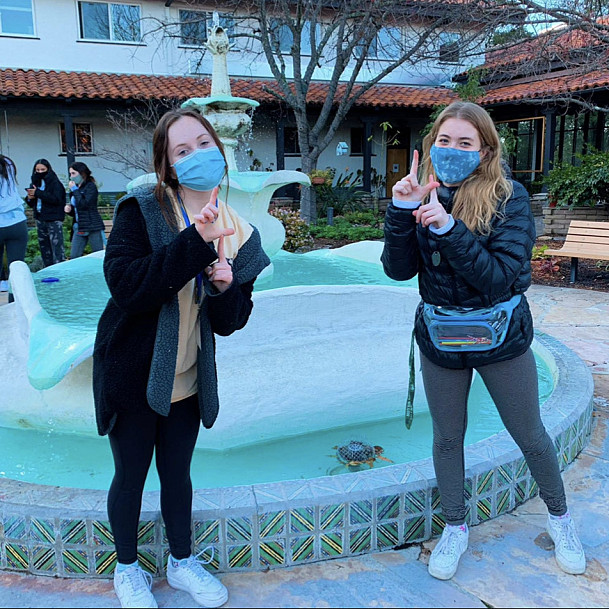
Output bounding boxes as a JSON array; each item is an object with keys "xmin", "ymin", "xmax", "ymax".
[
  {"xmin": 59, "ymin": 122, "xmax": 95, "ymax": 155},
  {"xmin": 496, "ymin": 116, "xmax": 545, "ymax": 188},
  {"xmin": 355, "ymin": 26, "xmax": 402, "ymax": 61},
  {"xmin": 77, "ymin": 1, "xmax": 142, "ymax": 44},
  {"xmin": 271, "ymin": 19, "xmax": 320, "ymax": 56},
  {"xmin": 438, "ymin": 32, "xmax": 461, "ymax": 65},
  {"xmin": 178, "ymin": 9, "xmax": 235, "ymax": 48},
  {"xmin": 0, "ymin": 0, "xmax": 36, "ymax": 38}
]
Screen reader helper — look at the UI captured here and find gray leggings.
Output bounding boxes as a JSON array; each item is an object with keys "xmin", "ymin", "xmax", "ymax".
[{"xmin": 421, "ymin": 348, "xmax": 567, "ymax": 525}]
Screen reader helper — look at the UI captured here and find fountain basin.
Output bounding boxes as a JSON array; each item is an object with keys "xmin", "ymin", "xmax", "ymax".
[
  {"xmin": 0, "ymin": 331, "xmax": 593, "ymax": 577},
  {"xmin": 1, "ymin": 243, "xmax": 424, "ymax": 448}
]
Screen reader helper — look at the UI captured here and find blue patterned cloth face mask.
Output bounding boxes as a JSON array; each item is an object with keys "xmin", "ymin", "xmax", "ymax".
[
  {"xmin": 430, "ymin": 145, "xmax": 481, "ymax": 184},
  {"xmin": 173, "ymin": 147, "xmax": 227, "ymax": 191}
]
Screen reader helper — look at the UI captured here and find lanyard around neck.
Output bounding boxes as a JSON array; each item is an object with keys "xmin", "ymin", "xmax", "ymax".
[{"xmin": 176, "ymin": 192, "xmax": 203, "ymax": 303}]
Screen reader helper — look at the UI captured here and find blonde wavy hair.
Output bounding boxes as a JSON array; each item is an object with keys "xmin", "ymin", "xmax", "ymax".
[{"xmin": 421, "ymin": 102, "xmax": 512, "ymax": 235}]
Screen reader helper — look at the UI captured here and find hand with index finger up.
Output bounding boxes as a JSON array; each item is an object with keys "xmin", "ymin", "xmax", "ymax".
[
  {"xmin": 392, "ymin": 150, "xmax": 440, "ymax": 203},
  {"xmin": 205, "ymin": 233, "xmax": 233, "ymax": 293},
  {"xmin": 412, "ymin": 176, "xmax": 449, "ymax": 229},
  {"xmin": 193, "ymin": 186, "xmax": 235, "ymax": 244}
]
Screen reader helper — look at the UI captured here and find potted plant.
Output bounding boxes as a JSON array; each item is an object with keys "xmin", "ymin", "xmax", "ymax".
[{"xmin": 309, "ymin": 168, "xmax": 334, "ymax": 186}]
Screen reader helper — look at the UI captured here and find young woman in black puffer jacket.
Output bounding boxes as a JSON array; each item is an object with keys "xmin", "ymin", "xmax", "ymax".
[
  {"xmin": 25, "ymin": 158, "xmax": 66, "ymax": 267},
  {"xmin": 64, "ymin": 161, "xmax": 105, "ymax": 258},
  {"xmin": 382, "ymin": 102, "xmax": 585, "ymax": 581}
]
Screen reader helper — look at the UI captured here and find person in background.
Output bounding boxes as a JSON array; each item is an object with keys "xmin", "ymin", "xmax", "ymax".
[
  {"xmin": 64, "ymin": 161, "xmax": 105, "ymax": 258},
  {"xmin": 382, "ymin": 101, "xmax": 586, "ymax": 581},
  {"xmin": 25, "ymin": 158, "xmax": 66, "ymax": 267},
  {"xmin": 93, "ymin": 108, "xmax": 270, "ymax": 608},
  {"xmin": 0, "ymin": 155, "xmax": 28, "ymax": 301}
]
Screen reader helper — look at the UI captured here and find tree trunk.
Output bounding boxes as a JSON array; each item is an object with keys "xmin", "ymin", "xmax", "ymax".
[
  {"xmin": 300, "ymin": 156, "xmax": 318, "ymax": 224},
  {"xmin": 300, "ymin": 186, "xmax": 317, "ymax": 224}
]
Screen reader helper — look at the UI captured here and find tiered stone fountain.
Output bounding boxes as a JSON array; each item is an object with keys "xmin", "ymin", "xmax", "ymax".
[{"xmin": 131, "ymin": 15, "xmax": 310, "ymax": 259}]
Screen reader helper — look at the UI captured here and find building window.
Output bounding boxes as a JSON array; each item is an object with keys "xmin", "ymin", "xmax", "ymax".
[
  {"xmin": 78, "ymin": 2, "xmax": 141, "ymax": 42},
  {"xmin": 272, "ymin": 20, "xmax": 318, "ymax": 55},
  {"xmin": 180, "ymin": 10, "xmax": 234, "ymax": 46},
  {"xmin": 60, "ymin": 123, "xmax": 94, "ymax": 154},
  {"xmin": 284, "ymin": 127, "xmax": 300, "ymax": 154},
  {"xmin": 0, "ymin": 0, "xmax": 34, "ymax": 36},
  {"xmin": 439, "ymin": 34, "xmax": 460, "ymax": 64},
  {"xmin": 356, "ymin": 27, "xmax": 401, "ymax": 60},
  {"xmin": 350, "ymin": 127, "xmax": 364, "ymax": 155},
  {"xmin": 555, "ymin": 113, "xmax": 589, "ymax": 165}
]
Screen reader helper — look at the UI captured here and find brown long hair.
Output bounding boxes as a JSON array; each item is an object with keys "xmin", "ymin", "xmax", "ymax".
[
  {"xmin": 152, "ymin": 108, "xmax": 228, "ymax": 223},
  {"xmin": 421, "ymin": 102, "xmax": 512, "ymax": 235}
]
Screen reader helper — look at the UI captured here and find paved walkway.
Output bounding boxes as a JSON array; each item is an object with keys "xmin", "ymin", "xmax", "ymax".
[{"xmin": 0, "ymin": 283, "xmax": 608, "ymax": 607}]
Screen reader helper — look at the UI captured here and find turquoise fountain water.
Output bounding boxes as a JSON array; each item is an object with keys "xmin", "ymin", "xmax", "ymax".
[{"xmin": 1, "ymin": 240, "xmax": 556, "ymax": 490}]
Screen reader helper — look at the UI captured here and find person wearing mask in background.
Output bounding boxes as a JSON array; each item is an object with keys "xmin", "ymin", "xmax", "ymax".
[
  {"xmin": 64, "ymin": 161, "xmax": 105, "ymax": 258},
  {"xmin": 0, "ymin": 155, "xmax": 28, "ymax": 302},
  {"xmin": 382, "ymin": 101, "xmax": 586, "ymax": 581},
  {"xmin": 25, "ymin": 158, "xmax": 66, "ymax": 267}
]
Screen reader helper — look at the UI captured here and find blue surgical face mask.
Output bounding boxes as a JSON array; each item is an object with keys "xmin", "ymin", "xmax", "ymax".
[
  {"xmin": 430, "ymin": 145, "xmax": 481, "ymax": 184},
  {"xmin": 172, "ymin": 146, "xmax": 226, "ymax": 192},
  {"xmin": 71, "ymin": 174, "xmax": 83, "ymax": 185}
]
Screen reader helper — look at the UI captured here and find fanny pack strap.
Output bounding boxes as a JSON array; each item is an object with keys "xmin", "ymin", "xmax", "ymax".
[
  {"xmin": 499, "ymin": 293, "xmax": 522, "ymax": 314},
  {"xmin": 405, "ymin": 327, "xmax": 416, "ymax": 430},
  {"xmin": 430, "ymin": 294, "xmax": 522, "ymax": 317}
]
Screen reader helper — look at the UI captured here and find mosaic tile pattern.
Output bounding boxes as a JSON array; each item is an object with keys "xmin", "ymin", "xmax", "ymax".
[{"xmin": 0, "ymin": 334, "xmax": 595, "ymax": 578}]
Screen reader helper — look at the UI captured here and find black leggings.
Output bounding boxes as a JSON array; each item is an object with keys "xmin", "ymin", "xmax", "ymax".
[
  {"xmin": 0, "ymin": 220, "xmax": 28, "ymax": 302},
  {"xmin": 420, "ymin": 348, "xmax": 567, "ymax": 525},
  {"xmin": 108, "ymin": 394, "xmax": 201, "ymax": 564}
]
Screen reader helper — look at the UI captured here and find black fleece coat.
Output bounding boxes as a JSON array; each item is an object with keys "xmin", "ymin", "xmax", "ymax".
[
  {"xmin": 381, "ymin": 180, "xmax": 535, "ymax": 369},
  {"xmin": 25, "ymin": 170, "xmax": 66, "ymax": 222},
  {"xmin": 67, "ymin": 181, "xmax": 105, "ymax": 233},
  {"xmin": 93, "ymin": 194, "xmax": 267, "ymax": 435}
]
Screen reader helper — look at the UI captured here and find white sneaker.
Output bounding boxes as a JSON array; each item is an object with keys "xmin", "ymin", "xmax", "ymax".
[
  {"xmin": 428, "ymin": 523, "xmax": 469, "ymax": 580},
  {"xmin": 0, "ymin": 280, "xmax": 8, "ymax": 292},
  {"xmin": 113, "ymin": 563, "xmax": 157, "ymax": 608},
  {"xmin": 547, "ymin": 513, "xmax": 586, "ymax": 574},
  {"xmin": 167, "ymin": 551, "xmax": 228, "ymax": 607}
]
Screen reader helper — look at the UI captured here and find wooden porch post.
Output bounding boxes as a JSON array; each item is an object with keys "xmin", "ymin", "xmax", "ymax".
[{"xmin": 541, "ymin": 110, "xmax": 556, "ymax": 193}]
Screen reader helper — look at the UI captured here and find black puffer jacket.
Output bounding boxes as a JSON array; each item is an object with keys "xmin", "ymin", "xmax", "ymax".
[
  {"xmin": 381, "ymin": 180, "xmax": 535, "ymax": 369},
  {"xmin": 25, "ymin": 169, "xmax": 66, "ymax": 222},
  {"xmin": 68, "ymin": 180, "xmax": 105, "ymax": 232}
]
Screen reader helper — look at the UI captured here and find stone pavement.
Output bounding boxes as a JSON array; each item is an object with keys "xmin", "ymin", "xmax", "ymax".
[{"xmin": 0, "ymin": 283, "xmax": 608, "ymax": 608}]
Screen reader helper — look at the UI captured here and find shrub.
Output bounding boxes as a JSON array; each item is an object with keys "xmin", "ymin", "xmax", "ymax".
[
  {"xmin": 313, "ymin": 169, "xmax": 366, "ymax": 216},
  {"xmin": 531, "ymin": 244, "xmax": 549, "ymax": 260},
  {"xmin": 270, "ymin": 207, "xmax": 314, "ymax": 252},
  {"xmin": 310, "ymin": 216, "xmax": 383, "ymax": 241},
  {"xmin": 544, "ymin": 150, "xmax": 609, "ymax": 208}
]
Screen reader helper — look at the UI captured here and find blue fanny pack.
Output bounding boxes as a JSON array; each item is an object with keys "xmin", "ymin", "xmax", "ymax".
[{"xmin": 422, "ymin": 294, "xmax": 522, "ymax": 352}]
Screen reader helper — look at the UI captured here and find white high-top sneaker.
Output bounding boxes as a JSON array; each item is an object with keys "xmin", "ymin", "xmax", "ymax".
[
  {"xmin": 428, "ymin": 523, "xmax": 469, "ymax": 580},
  {"xmin": 167, "ymin": 551, "xmax": 228, "ymax": 608},
  {"xmin": 113, "ymin": 563, "xmax": 158, "ymax": 608},
  {"xmin": 547, "ymin": 513, "xmax": 586, "ymax": 574}
]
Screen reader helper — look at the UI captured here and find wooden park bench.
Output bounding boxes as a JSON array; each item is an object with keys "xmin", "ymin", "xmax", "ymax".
[{"xmin": 544, "ymin": 220, "xmax": 609, "ymax": 283}]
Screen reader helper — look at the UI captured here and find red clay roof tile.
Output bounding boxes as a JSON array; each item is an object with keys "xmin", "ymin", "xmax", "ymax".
[
  {"xmin": 482, "ymin": 69, "xmax": 609, "ymax": 104},
  {"xmin": 0, "ymin": 68, "xmax": 456, "ymax": 108}
]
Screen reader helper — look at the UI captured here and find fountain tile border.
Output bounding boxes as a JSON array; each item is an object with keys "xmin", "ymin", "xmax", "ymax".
[{"xmin": 0, "ymin": 333, "xmax": 595, "ymax": 578}]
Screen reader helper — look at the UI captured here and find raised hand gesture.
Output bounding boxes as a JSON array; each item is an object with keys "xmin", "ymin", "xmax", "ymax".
[
  {"xmin": 392, "ymin": 150, "xmax": 440, "ymax": 203},
  {"xmin": 193, "ymin": 186, "xmax": 235, "ymax": 243},
  {"xmin": 412, "ymin": 178, "xmax": 449, "ymax": 229},
  {"xmin": 205, "ymin": 234, "xmax": 233, "ymax": 293}
]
